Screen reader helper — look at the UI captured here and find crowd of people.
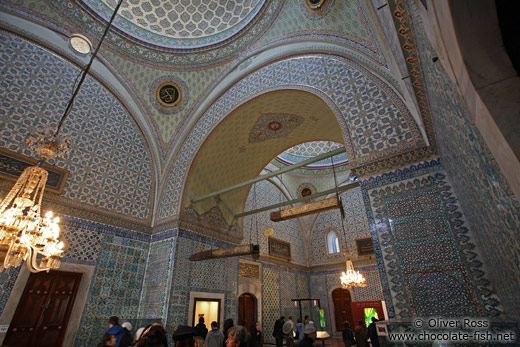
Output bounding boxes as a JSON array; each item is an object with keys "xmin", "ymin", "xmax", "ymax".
[
  {"xmin": 96, "ymin": 316, "xmax": 261, "ymax": 347},
  {"xmin": 272, "ymin": 315, "xmax": 317, "ymax": 347},
  {"xmin": 97, "ymin": 315, "xmax": 379, "ymax": 347},
  {"xmin": 341, "ymin": 317, "xmax": 380, "ymax": 347}
]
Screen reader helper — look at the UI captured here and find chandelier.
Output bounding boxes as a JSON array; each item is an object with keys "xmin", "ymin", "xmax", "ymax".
[
  {"xmin": 340, "ymin": 258, "xmax": 367, "ymax": 288},
  {"xmin": 0, "ymin": 166, "xmax": 64, "ymax": 272},
  {"xmin": 0, "ymin": 0, "xmax": 124, "ymax": 273}
]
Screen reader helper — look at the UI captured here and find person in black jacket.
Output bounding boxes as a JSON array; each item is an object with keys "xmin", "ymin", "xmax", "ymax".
[
  {"xmin": 367, "ymin": 317, "xmax": 380, "ymax": 347},
  {"xmin": 272, "ymin": 316, "xmax": 285, "ymax": 347},
  {"xmin": 342, "ymin": 321, "xmax": 354, "ymax": 347},
  {"xmin": 195, "ymin": 317, "xmax": 209, "ymax": 339},
  {"xmin": 223, "ymin": 318, "xmax": 235, "ymax": 347}
]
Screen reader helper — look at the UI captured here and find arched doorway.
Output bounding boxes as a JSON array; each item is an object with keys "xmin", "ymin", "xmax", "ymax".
[
  {"xmin": 332, "ymin": 288, "xmax": 353, "ymax": 332},
  {"xmin": 238, "ymin": 293, "xmax": 257, "ymax": 329}
]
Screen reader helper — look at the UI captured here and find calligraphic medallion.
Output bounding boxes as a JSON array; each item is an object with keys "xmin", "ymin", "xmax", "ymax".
[
  {"xmin": 157, "ymin": 82, "xmax": 181, "ymax": 107},
  {"xmin": 306, "ymin": 0, "xmax": 326, "ymax": 9}
]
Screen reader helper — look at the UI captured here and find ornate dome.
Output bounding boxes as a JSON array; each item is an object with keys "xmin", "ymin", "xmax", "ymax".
[
  {"xmin": 83, "ymin": 0, "xmax": 266, "ymax": 48},
  {"xmin": 276, "ymin": 141, "xmax": 348, "ymax": 169}
]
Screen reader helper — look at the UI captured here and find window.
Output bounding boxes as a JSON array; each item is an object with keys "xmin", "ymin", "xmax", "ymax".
[{"xmin": 327, "ymin": 230, "xmax": 340, "ymax": 254}]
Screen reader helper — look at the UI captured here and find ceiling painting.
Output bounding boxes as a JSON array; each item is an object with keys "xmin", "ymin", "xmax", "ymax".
[{"xmin": 248, "ymin": 113, "xmax": 305, "ymax": 143}]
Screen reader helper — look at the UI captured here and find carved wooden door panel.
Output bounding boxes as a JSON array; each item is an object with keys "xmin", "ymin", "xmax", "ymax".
[
  {"xmin": 3, "ymin": 270, "xmax": 82, "ymax": 347},
  {"xmin": 238, "ymin": 293, "xmax": 256, "ymax": 329},
  {"xmin": 332, "ymin": 288, "xmax": 353, "ymax": 332}
]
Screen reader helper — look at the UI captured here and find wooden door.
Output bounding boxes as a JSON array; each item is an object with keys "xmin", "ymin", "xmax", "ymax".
[
  {"xmin": 332, "ymin": 288, "xmax": 353, "ymax": 332},
  {"xmin": 3, "ymin": 270, "xmax": 82, "ymax": 347},
  {"xmin": 238, "ymin": 293, "xmax": 256, "ymax": 329}
]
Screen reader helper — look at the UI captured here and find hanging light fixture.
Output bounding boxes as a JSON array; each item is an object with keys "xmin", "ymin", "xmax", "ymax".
[
  {"xmin": 0, "ymin": 0, "xmax": 124, "ymax": 273},
  {"xmin": 328, "ymin": 142, "xmax": 367, "ymax": 288},
  {"xmin": 340, "ymin": 253, "xmax": 367, "ymax": 288}
]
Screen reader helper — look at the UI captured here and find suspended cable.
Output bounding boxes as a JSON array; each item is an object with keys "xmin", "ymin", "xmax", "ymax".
[
  {"xmin": 254, "ymin": 184, "xmax": 259, "ymax": 245},
  {"xmin": 54, "ymin": 0, "xmax": 125, "ymax": 137},
  {"xmin": 329, "ymin": 142, "xmax": 347, "ymax": 247}
]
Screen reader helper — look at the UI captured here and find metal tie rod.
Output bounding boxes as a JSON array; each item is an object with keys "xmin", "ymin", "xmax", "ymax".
[{"xmin": 191, "ymin": 146, "xmax": 346, "ymax": 204}]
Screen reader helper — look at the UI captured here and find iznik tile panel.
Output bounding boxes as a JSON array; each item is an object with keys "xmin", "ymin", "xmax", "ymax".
[
  {"xmin": 408, "ymin": 0, "xmax": 520, "ymax": 320},
  {"xmin": 362, "ymin": 160, "xmax": 502, "ymax": 320}
]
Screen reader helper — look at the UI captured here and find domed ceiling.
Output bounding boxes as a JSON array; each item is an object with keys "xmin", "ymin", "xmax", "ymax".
[
  {"xmin": 275, "ymin": 141, "xmax": 348, "ymax": 169},
  {"xmin": 82, "ymin": 0, "xmax": 266, "ymax": 48}
]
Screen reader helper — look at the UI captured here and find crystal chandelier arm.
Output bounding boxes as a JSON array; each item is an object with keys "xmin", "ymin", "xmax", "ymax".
[
  {"xmin": 28, "ymin": 246, "xmax": 40, "ymax": 273},
  {"xmin": 0, "ymin": 170, "xmax": 29, "ymax": 212},
  {"xmin": 33, "ymin": 172, "xmax": 48, "ymax": 215}
]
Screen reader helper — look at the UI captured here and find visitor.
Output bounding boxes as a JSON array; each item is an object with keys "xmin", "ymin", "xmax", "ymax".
[
  {"xmin": 196, "ymin": 317, "xmax": 209, "ymax": 339},
  {"xmin": 119, "ymin": 322, "xmax": 133, "ymax": 347},
  {"xmin": 135, "ymin": 323, "xmax": 168, "ymax": 347},
  {"xmin": 97, "ymin": 333, "xmax": 116, "ymax": 347},
  {"xmin": 206, "ymin": 321, "xmax": 225, "ymax": 347},
  {"xmin": 194, "ymin": 336, "xmax": 207, "ymax": 347},
  {"xmin": 223, "ymin": 318, "xmax": 235, "ymax": 347},
  {"xmin": 246, "ymin": 322, "xmax": 258, "ymax": 347},
  {"xmin": 272, "ymin": 316, "xmax": 285, "ymax": 347},
  {"xmin": 172, "ymin": 325, "xmax": 197, "ymax": 347},
  {"xmin": 354, "ymin": 321, "xmax": 368, "ymax": 347},
  {"xmin": 255, "ymin": 322, "xmax": 262, "ymax": 347},
  {"xmin": 282, "ymin": 316, "xmax": 295, "ymax": 347},
  {"xmin": 298, "ymin": 324, "xmax": 316, "ymax": 347},
  {"xmin": 135, "ymin": 327, "xmax": 146, "ymax": 341},
  {"xmin": 303, "ymin": 316, "xmax": 310, "ymax": 325},
  {"xmin": 106, "ymin": 316, "xmax": 127, "ymax": 347},
  {"xmin": 226, "ymin": 325, "xmax": 247, "ymax": 347},
  {"xmin": 341, "ymin": 321, "xmax": 354, "ymax": 347},
  {"xmin": 294, "ymin": 318, "xmax": 304, "ymax": 342},
  {"xmin": 367, "ymin": 317, "xmax": 379, "ymax": 347}
]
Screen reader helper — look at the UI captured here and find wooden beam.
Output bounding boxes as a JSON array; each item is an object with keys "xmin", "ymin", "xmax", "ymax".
[
  {"xmin": 191, "ymin": 146, "xmax": 346, "ymax": 203},
  {"xmin": 189, "ymin": 244, "xmax": 259, "ymax": 261},
  {"xmin": 270, "ymin": 196, "xmax": 340, "ymax": 221},
  {"xmin": 234, "ymin": 181, "xmax": 359, "ymax": 219}
]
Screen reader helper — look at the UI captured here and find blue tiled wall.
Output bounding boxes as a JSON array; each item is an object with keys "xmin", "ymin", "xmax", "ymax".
[
  {"xmin": 407, "ymin": 0, "xmax": 520, "ymax": 321},
  {"xmin": 166, "ymin": 229, "xmax": 238, "ymax": 334},
  {"xmin": 361, "ymin": 160, "xmax": 502, "ymax": 320}
]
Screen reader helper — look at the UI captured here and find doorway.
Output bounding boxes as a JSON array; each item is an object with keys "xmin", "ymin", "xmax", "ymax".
[
  {"xmin": 3, "ymin": 270, "xmax": 82, "ymax": 347},
  {"xmin": 238, "ymin": 293, "xmax": 256, "ymax": 330},
  {"xmin": 332, "ymin": 288, "xmax": 353, "ymax": 332}
]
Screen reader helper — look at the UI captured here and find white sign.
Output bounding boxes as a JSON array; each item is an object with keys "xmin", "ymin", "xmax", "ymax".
[{"xmin": 0, "ymin": 325, "xmax": 9, "ymax": 333}]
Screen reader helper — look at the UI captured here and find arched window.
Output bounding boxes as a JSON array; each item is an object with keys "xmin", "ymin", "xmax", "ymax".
[{"xmin": 327, "ymin": 230, "xmax": 340, "ymax": 254}]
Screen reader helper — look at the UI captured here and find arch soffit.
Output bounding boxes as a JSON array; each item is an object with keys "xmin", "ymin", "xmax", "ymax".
[
  {"xmin": 157, "ymin": 49, "xmax": 426, "ymax": 223},
  {"xmin": 164, "ymin": 38, "xmax": 414, "ymax": 167},
  {"xmin": 178, "ymin": 89, "xmax": 345, "ymax": 227}
]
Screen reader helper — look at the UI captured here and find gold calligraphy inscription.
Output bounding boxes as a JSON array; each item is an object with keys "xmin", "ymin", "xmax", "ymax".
[
  {"xmin": 268, "ymin": 237, "xmax": 291, "ymax": 260},
  {"xmin": 0, "ymin": 148, "xmax": 68, "ymax": 194},
  {"xmin": 356, "ymin": 237, "xmax": 375, "ymax": 256},
  {"xmin": 239, "ymin": 261, "xmax": 260, "ymax": 279}
]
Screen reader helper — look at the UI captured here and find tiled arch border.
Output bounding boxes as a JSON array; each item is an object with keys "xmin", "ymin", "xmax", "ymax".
[{"xmin": 157, "ymin": 53, "xmax": 426, "ymax": 221}]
